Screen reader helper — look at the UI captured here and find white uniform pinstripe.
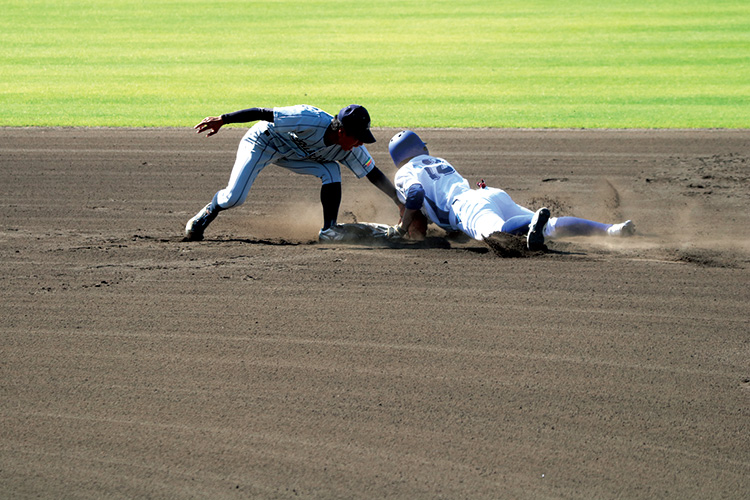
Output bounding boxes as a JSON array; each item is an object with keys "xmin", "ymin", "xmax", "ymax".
[{"xmin": 216, "ymin": 105, "xmax": 375, "ymax": 208}]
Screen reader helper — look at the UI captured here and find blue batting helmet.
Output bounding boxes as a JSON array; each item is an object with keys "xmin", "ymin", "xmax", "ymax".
[{"xmin": 388, "ymin": 130, "xmax": 428, "ymax": 167}]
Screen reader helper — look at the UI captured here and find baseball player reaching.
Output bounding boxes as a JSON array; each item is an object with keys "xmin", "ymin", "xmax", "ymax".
[
  {"xmin": 385, "ymin": 131, "xmax": 635, "ymax": 250},
  {"xmin": 184, "ymin": 104, "xmax": 401, "ymax": 241}
]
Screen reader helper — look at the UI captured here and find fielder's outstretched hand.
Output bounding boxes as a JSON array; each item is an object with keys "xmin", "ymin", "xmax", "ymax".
[{"xmin": 194, "ymin": 116, "xmax": 224, "ymax": 137}]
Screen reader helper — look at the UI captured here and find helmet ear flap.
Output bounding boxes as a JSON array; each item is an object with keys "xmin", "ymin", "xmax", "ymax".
[{"xmin": 389, "ymin": 131, "xmax": 428, "ymax": 166}]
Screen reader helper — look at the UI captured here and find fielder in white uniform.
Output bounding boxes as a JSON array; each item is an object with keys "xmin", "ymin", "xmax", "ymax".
[
  {"xmin": 385, "ymin": 131, "xmax": 634, "ymax": 249},
  {"xmin": 184, "ymin": 104, "xmax": 401, "ymax": 241}
]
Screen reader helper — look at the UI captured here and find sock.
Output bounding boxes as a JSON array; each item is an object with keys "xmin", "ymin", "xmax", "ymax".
[
  {"xmin": 320, "ymin": 182, "xmax": 341, "ymax": 230},
  {"xmin": 546, "ymin": 216, "xmax": 609, "ymax": 237},
  {"xmin": 500, "ymin": 214, "xmax": 533, "ymax": 235}
]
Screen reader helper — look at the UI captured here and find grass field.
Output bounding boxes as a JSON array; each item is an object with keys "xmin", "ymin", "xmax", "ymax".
[{"xmin": 2, "ymin": 0, "xmax": 749, "ymax": 128}]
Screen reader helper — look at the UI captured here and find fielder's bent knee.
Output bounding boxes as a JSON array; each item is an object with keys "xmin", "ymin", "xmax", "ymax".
[{"xmin": 216, "ymin": 189, "xmax": 247, "ymax": 209}]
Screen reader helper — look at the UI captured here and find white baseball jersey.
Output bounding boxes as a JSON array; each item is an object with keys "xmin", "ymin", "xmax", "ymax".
[
  {"xmin": 394, "ymin": 155, "xmax": 471, "ymax": 230},
  {"xmin": 267, "ymin": 105, "xmax": 374, "ymax": 178},
  {"xmin": 395, "ymin": 154, "xmax": 534, "ymax": 240},
  {"xmin": 216, "ymin": 105, "xmax": 374, "ymax": 209}
]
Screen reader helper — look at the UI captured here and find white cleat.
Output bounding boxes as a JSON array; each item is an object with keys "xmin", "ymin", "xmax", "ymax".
[
  {"xmin": 527, "ymin": 207, "xmax": 551, "ymax": 251},
  {"xmin": 318, "ymin": 225, "xmax": 347, "ymax": 242},
  {"xmin": 607, "ymin": 220, "xmax": 635, "ymax": 237}
]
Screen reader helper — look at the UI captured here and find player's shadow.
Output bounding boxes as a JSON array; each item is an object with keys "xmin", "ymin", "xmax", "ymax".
[
  {"xmin": 383, "ymin": 236, "xmax": 453, "ymax": 249},
  {"xmin": 215, "ymin": 237, "xmax": 302, "ymax": 246},
  {"xmin": 179, "ymin": 236, "xmax": 302, "ymax": 246},
  {"xmin": 175, "ymin": 233, "xmax": 587, "ymax": 256}
]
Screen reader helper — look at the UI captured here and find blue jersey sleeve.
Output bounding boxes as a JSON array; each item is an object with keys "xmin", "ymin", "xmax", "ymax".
[{"xmin": 405, "ymin": 183, "xmax": 425, "ymax": 210}]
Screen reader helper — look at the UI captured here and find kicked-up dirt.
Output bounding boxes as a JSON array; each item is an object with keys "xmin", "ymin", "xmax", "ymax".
[{"xmin": 1, "ymin": 127, "xmax": 748, "ymax": 499}]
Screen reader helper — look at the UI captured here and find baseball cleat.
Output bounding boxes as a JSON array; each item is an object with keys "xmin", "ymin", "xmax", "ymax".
[
  {"xmin": 185, "ymin": 202, "xmax": 219, "ymax": 241},
  {"xmin": 318, "ymin": 224, "xmax": 347, "ymax": 242},
  {"xmin": 607, "ymin": 220, "xmax": 635, "ymax": 237},
  {"xmin": 527, "ymin": 207, "xmax": 550, "ymax": 251}
]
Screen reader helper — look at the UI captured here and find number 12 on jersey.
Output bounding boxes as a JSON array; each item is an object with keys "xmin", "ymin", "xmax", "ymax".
[{"xmin": 424, "ymin": 163, "xmax": 455, "ymax": 180}]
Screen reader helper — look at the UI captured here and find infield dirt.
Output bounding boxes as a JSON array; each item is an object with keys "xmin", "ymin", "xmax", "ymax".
[{"xmin": 2, "ymin": 127, "xmax": 748, "ymax": 499}]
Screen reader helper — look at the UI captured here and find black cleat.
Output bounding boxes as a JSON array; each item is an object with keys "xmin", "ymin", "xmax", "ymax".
[
  {"xmin": 185, "ymin": 202, "xmax": 220, "ymax": 241},
  {"xmin": 527, "ymin": 207, "xmax": 550, "ymax": 251}
]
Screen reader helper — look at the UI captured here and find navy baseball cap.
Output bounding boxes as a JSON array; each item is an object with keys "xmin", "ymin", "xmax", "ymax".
[{"xmin": 337, "ymin": 104, "xmax": 376, "ymax": 144}]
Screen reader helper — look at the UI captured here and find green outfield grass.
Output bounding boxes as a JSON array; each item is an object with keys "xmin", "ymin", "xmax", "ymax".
[{"xmin": 2, "ymin": 0, "xmax": 748, "ymax": 128}]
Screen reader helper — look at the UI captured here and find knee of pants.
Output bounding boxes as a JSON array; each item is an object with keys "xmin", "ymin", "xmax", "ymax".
[
  {"xmin": 320, "ymin": 169, "xmax": 341, "ymax": 185},
  {"xmin": 216, "ymin": 188, "xmax": 248, "ymax": 209},
  {"xmin": 310, "ymin": 160, "xmax": 341, "ymax": 184},
  {"xmin": 273, "ymin": 159, "xmax": 341, "ymax": 184}
]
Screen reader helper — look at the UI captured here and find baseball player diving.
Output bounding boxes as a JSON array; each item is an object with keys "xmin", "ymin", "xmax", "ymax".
[
  {"xmin": 184, "ymin": 104, "xmax": 401, "ymax": 241},
  {"xmin": 385, "ymin": 130, "xmax": 635, "ymax": 250}
]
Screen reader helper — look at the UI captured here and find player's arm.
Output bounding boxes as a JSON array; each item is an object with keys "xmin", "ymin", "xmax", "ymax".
[
  {"xmin": 398, "ymin": 207, "xmax": 420, "ymax": 232},
  {"xmin": 365, "ymin": 167, "xmax": 402, "ymax": 207},
  {"xmin": 194, "ymin": 107, "xmax": 274, "ymax": 137},
  {"xmin": 387, "ymin": 183, "xmax": 424, "ymax": 238}
]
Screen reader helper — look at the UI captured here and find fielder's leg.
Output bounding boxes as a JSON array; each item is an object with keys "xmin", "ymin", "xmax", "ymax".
[
  {"xmin": 185, "ymin": 192, "xmax": 223, "ymax": 241},
  {"xmin": 319, "ymin": 181, "xmax": 348, "ymax": 241},
  {"xmin": 184, "ymin": 125, "xmax": 277, "ymax": 240},
  {"xmin": 272, "ymin": 159, "xmax": 345, "ymax": 241},
  {"xmin": 320, "ymin": 182, "xmax": 342, "ymax": 230}
]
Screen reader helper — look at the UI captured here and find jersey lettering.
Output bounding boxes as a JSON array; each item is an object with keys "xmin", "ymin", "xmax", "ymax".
[
  {"xmin": 288, "ymin": 131, "xmax": 335, "ymax": 163},
  {"xmin": 424, "ymin": 163, "xmax": 455, "ymax": 180},
  {"xmin": 288, "ymin": 133, "xmax": 314, "ymax": 157}
]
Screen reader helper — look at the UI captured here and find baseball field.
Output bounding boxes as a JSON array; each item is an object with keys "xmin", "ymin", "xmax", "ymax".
[{"xmin": 2, "ymin": 1, "xmax": 749, "ymax": 499}]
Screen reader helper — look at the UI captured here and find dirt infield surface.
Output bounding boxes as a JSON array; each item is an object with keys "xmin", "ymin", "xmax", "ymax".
[{"xmin": 2, "ymin": 127, "xmax": 748, "ymax": 499}]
